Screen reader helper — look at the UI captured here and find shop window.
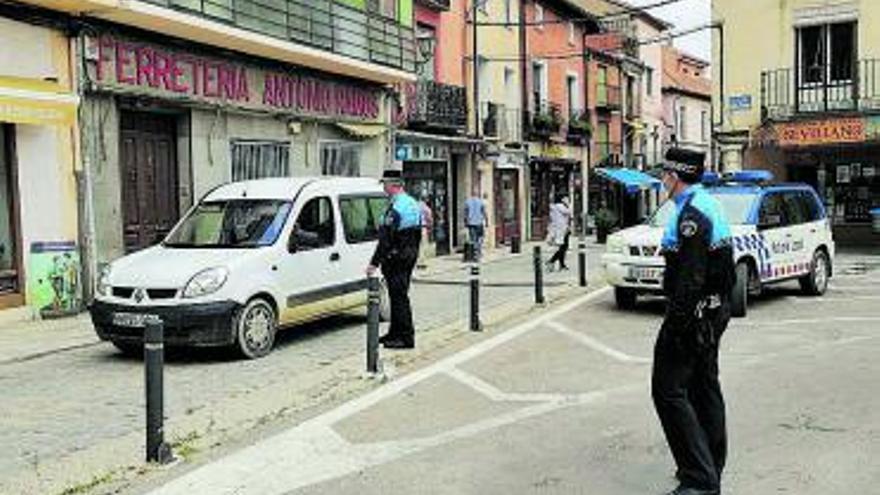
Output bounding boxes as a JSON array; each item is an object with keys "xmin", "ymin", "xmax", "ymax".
[
  {"xmin": 339, "ymin": 196, "xmax": 387, "ymax": 244},
  {"xmin": 292, "ymin": 197, "xmax": 335, "ymax": 250},
  {"xmin": 320, "ymin": 142, "xmax": 362, "ymax": 177},
  {"xmin": 798, "ymin": 22, "xmax": 855, "ymax": 85},
  {"xmin": 230, "ymin": 140, "xmax": 290, "ymax": 182}
]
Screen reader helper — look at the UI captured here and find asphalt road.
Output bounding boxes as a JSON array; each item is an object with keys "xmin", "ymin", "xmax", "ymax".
[{"xmin": 142, "ymin": 251, "xmax": 880, "ymax": 495}]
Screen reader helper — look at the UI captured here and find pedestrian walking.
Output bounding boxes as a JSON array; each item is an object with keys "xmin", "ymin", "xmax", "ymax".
[
  {"xmin": 464, "ymin": 189, "xmax": 488, "ymax": 260},
  {"xmin": 546, "ymin": 196, "xmax": 572, "ymax": 271},
  {"xmin": 653, "ymin": 150, "xmax": 736, "ymax": 495},
  {"xmin": 367, "ymin": 170, "xmax": 423, "ymax": 350},
  {"xmin": 417, "ymin": 193, "xmax": 434, "ymax": 270}
]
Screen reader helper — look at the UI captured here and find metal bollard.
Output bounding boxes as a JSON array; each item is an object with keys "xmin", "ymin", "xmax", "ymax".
[
  {"xmin": 467, "ymin": 243, "xmax": 482, "ymax": 332},
  {"xmin": 510, "ymin": 235, "xmax": 521, "ymax": 254},
  {"xmin": 578, "ymin": 234, "xmax": 588, "ymax": 288},
  {"xmin": 533, "ymin": 245, "xmax": 545, "ymax": 305},
  {"xmin": 145, "ymin": 318, "xmax": 173, "ymax": 464},
  {"xmin": 366, "ymin": 276, "xmax": 380, "ymax": 374}
]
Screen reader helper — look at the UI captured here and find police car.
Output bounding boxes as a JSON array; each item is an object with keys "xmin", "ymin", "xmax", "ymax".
[{"xmin": 601, "ymin": 171, "xmax": 835, "ymax": 317}]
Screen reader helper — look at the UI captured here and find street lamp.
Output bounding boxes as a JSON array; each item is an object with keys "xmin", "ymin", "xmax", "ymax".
[{"xmin": 415, "ymin": 31, "xmax": 437, "ymax": 71}]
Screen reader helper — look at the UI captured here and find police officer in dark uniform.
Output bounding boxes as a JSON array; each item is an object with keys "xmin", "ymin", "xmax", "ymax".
[
  {"xmin": 367, "ymin": 169, "xmax": 422, "ymax": 349},
  {"xmin": 654, "ymin": 150, "xmax": 736, "ymax": 495}
]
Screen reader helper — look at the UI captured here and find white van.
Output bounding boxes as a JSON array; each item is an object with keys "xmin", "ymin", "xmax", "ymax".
[{"xmin": 89, "ymin": 177, "xmax": 392, "ymax": 358}]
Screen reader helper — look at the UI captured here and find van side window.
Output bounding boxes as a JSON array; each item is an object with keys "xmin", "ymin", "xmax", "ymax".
[
  {"xmin": 292, "ymin": 197, "xmax": 335, "ymax": 250},
  {"xmin": 339, "ymin": 195, "xmax": 388, "ymax": 244},
  {"xmin": 758, "ymin": 193, "xmax": 787, "ymax": 229}
]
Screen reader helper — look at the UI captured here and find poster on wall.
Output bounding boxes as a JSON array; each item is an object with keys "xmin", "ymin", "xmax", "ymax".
[
  {"xmin": 28, "ymin": 242, "xmax": 81, "ymax": 319},
  {"xmin": 836, "ymin": 165, "xmax": 851, "ymax": 184}
]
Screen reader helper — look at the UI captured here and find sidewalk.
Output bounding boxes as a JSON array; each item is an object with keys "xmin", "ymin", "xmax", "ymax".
[{"xmin": 0, "ymin": 240, "xmax": 606, "ymax": 365}]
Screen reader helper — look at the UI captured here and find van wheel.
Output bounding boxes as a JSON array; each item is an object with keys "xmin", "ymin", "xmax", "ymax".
[
  {"xmin": 614, "ymin": 287, "xmax": 637, "ymax": 310},
  {"xmin": 378, "ymin": 278, "xmax": 391, "ymax": 322},
  {"xmin": 235, "ymin": 298, "xmax": 277, "ymax": 359},
  {"xmin": 111, "ymin": 340, "xmax": 141, "ymax": 357},
  {"xmin": 731, "ymin": 262, "xmax": 749, "ymax": 318},
  {"xmin": 800, "ymin": 250, "xmax": 830, "ymax": 296}
]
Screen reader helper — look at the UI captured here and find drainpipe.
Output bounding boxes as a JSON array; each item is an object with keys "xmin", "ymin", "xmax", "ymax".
[{"xmin": 711, "ymin": 21, "xmax": 725, "ymax": 171}]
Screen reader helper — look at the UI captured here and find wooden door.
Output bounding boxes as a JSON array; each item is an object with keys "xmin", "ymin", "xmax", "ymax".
[
  {"xmin": 120, "ymin": 112, "xmax": 179, "ymax": 253},
  {"xmin": 494, "ymin": 169, "xmax": 520, "ymax": 245}
]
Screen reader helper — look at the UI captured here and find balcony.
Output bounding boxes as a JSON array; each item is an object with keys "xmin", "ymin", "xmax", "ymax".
[
  {"xmin": 144, "ymin": 0, "xmax": 416, "ymax": 70},
  {"xmin": 566, "ymin": 111, "xmax": 592, "ymax": 145},
  {"xmin": 596, "ymin": 83, "xmax": 622, "ymax": 111},
  {"xmin": 525, "ymin": 103, "xmax": 564, "ymax": 141},
  {"xmin": 482, "ymin": 103, "xmax": 523, "ymax": 143},
  {"xmin": 595, "ymin": 142, "xmax": 623, "ymax": 167},
  {"xmin": 415, "ymin": 0, "xmax": 450, "ymax": 10},
  {"xmin": 407, "ymin": 80, "xmax": 468, "ymax": 132},
  {"xmin": 761, "ymin": 59, "xmax": 880, "ymax": 120}
]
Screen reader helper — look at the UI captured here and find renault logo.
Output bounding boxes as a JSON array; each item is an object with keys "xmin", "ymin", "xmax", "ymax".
[{"xmin": 133, "ymin": 288, "xmax": 146, "ymax": 304}]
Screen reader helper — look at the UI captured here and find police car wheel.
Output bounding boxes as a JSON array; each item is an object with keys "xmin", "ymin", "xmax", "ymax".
[
  {"xmin": 731, "ymin": 262, "xmax": 749, "ymax": 318},
  {"xmin": 614, "ymin": 287, "xmax": 637, "ymax": 310},
  {"xmin": 235, "ymin": 298, "xmax": 277, "ymax": 359},
  {"xmin": 800, "ymin": 250, "xmax": 830, "ymax": 296}
]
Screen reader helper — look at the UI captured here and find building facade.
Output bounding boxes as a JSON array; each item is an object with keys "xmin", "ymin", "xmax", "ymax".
[
  {"xmin": 662, "ymin": 46, "xmax": 712, "ymax": 169},
  {"xmin": 0, "ymin": 5, "xmax": 80, "ymax": 319},
  {"xmin": 714, "ymin": 0, "xmax": 879, "ymax": 245}
]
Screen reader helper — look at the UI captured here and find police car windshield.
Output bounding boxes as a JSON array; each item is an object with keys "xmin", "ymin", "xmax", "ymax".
[
  {"xmin": 164, "ymin": 200, "xmax": 293, "ymax": 248},
  {"xmin": 648, "ymin": 191, "xmax": 758, "ymax": 227}
]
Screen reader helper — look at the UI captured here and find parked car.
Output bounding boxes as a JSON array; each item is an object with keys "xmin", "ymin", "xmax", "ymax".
[
  {"xmin": 90, "ymin": 177, "xmax": 391, "ymax": 358},
  {"xmin": 601, "ymin": 171, "xmax": 835, "ymax": 317}
]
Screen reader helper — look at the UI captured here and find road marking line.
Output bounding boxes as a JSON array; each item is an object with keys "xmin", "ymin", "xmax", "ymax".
[
  {"xmin": 731, "ymin": 316, "xmax": 880, "ymax": 328},
  {"xmin": 443, "ymin": 367, "xmax": 568, "ymax": 403},
  {"xmin": 149, "ymin": 287, "xmax": 613, "ymax": 495},
  {"xmin": 546, "ymin": 321, "xmax": 651, "ymax": 365},
  {"xmin": 789, "ymin": 296, "xmax": 880, "ymax": 303}
]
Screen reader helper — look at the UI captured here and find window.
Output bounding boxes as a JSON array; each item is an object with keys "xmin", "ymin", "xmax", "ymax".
[
  {"xmin": 798, "ymin": 22, "xmax": 855, "ymax": 84},
  {"xmin": 535, "ymin": 4, "xmax": 544, "ymax": 30},
  {"xmin": 783, "ymin": 192, "xmax": 809, "ymax": 225},
  {"xmin": 416, "ymin": 23, "xmax": 437, "ymax": 81},
  {"xmin": 759, "ymin": 193, "xmax": 787, "ymax": 229},
  {"xmin": 504, "ymin": 0, "xmax": 512, "ymax": 25},
  {"xmin": 339, "ymin": 195, "xmax": 388, "ymax": 243},
  {"xmin": 678, "ymin": 105, "xmax": 687, "ymax": 141},
  {"xmin": 292, "ymin": 197, "xmax": 335, "ymax": 250},
  {"xmin": 597, "ymin": 65, "xmax": 608, "ymax": 105},
  {"xmin": 645, "ymin": 67, "xmax": 654, "ymax": 96},
  {"xmin": 369, "ymin": 0, "xmax": 397, "ymax": 19},
  {"xmin": 596, "ymin": 121, "xmax": 610, "ymax": 162},
  {"xmin": 320, "ymin": 142, "xmax": 362, "ymax": 177},
  {"xmin": 230, "ymin": 140, "xmax": 290, "ymax": 182},
  {"xmin": 165, "ymin": 200, "xmax": 292, "ymax": 248},
  {"xmin": 568, "ymin": 22, "xmax": 576, "ymax": 45},
  {"xmin": 566, "ymin": 74, "xmax": 579, "ymax": 117},
  {"xmin": 532, "ymin": 62, "xmax": 546, "ymax": 112},
  {"xmin": 799, "ymin": 191, "xmax": 823, "ymax": 221}
]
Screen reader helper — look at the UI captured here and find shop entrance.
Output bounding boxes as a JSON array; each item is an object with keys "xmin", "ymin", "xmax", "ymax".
[
  {"xmin": 120, "ymin": 111, "xmax": 180, "ymax": 253},
  {"xmin": 493, "ymin": 169, "xmax": 520, "ymax": 245},
  {"xmin": 529, "ymin": 160, "xmax": 575, "ymax": 240},
  {"xmin": 403, "ymin": 161, "xmax": 451, "ymax": 255},
  {"xmin": 0, "ymin": 124, "xmax": 22, "ymax": 307}
]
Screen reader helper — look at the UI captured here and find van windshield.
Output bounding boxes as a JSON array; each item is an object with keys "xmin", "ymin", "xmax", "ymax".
[
  {"xmin": 164, "ymin": 200, "xmax": 292, "ymax": 248},
  {"xmin": 648, "ymin": 191, "xmax": 758, "ymax": 227}
]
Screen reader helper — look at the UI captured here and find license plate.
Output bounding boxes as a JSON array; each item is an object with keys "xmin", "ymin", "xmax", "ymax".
[
  {"xmin": 629, "ymin": 266, "xmax": 664, "ymax": 280},
  {"xmin": 112, "ymin": 312, "xmax": 148, "ymax": 328}
]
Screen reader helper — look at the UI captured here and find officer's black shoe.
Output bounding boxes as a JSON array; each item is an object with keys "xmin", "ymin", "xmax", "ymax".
[
  {"xmin": 663, "ymin": 485, "xmax": 719, "ymax": 495},
  {"xmin": 378, "ymin": 333, "xmax": 392, "ymax": 344},
  {"xmin": 383, "ymin": 339, "xmax": 414, "ymax": 349}
]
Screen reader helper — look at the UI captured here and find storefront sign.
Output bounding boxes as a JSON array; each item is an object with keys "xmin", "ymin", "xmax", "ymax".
[
  {"xmin": 776, "ymin": 118, "xmax": 865, "ymax": 147},
  {"xmin": 728, "ymin": 94, "xmax": 752, "ymax": 112},
  {"xmin": 88, "ymin": 36, "xmax": 382, "ymax": 121}
]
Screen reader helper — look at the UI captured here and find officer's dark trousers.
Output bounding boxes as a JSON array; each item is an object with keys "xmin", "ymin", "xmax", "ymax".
[
  {"xmin": 652, "ymin": 303, "xmax": 730, "ymax": 491},
  {"xmin": 381, "ymin": 255, "xmax": 418, "ymax": 344}
]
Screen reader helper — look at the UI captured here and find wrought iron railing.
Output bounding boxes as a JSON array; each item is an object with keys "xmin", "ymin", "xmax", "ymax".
[
  {"xmin": 407, "ymin": 79, "xmax": 467, "ymax": 131},
  {"xmin": 143, "ymin": 0, "xmax": 417, "ymax": 72},
  {"xmin": 483, "ymin": 102, "xmax": 523, "ymax": 143},
  {"xmin": 525, "ymin": 103, "xmax": 563, "ymax": 141},
  {"xmin": 761, "ymin": 59, "xmax": 880, "ymax": 119},
  {"xmin": 415, "ymin": 0, "xmax": 450, "ymax": 10}
]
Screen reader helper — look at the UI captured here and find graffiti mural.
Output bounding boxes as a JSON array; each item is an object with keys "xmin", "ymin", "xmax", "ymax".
[{"xmin": 28, "ymin": 242, "xmax": 81, "ymax": 318}]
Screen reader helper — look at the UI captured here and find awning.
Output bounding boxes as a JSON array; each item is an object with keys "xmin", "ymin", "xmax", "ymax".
[
  {"xmin": 597, "ymin": 167, "xmax": 662, "ymax": 195},
  {"xmin": 0, "ymin": 82, "xmax": 78, "ymax": 127},
  {"xmin": 335, "ymin": 122, "xmax": 388, "ymax": 139}
]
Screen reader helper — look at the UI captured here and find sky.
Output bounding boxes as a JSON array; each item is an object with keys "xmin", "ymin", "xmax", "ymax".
[{"xmin": 629, "ymin": 0, "xmax": 711, "ymax": 62}]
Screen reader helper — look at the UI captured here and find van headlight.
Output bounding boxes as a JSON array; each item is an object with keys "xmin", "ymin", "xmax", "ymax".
[
  {"xmin": 97, "ymin": 265, "xmax": 112, "ymax": 297},
  {"xmin": 182, "ymin": 267, "xmax": 229, "ymax": 298},
  {"xmin": 606, "ymin": 236, "xmax": 626, "ymax": 255}
]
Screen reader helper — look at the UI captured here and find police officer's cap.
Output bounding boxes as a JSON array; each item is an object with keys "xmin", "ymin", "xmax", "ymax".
[
  {"xmin": 380, "ymin": 169, "xmax": 404, "ymax": 184},
  {"xmin": 662, "ymin": 148, "xmax": 706, "ymax": 184}
]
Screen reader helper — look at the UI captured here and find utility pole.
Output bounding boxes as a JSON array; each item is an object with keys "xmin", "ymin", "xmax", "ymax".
[{"xmin": 473, "ymin": 0, "xmax": 481, "ymax": 138}]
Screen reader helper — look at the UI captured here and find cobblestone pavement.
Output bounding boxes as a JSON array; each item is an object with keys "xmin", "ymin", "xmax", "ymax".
[{"xmin": 0, "ymin": 244, "xmax": 603, "ymax": 495}]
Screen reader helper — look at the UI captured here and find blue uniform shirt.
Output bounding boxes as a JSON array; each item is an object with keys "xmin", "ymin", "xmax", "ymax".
[
  {"xmin": 661, "ymin": 184, "xmax": 732, "ymax": 252},
  {"xmin": 389, "ymin": 192, "xmax": 422, "ymax": 231}
]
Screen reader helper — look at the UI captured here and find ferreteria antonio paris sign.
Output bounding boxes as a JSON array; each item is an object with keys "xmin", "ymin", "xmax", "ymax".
[{"xmin": 86, "ymin": 35, "xmax": 382, "ymax": 121}]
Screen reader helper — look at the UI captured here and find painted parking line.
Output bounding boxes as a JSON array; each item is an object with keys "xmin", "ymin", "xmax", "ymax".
[
  {"xmin": 788, "ymin": 296, "xmax": 880, "ymax": 303},
  {"xmin": 730, "ymin": 316, "xmax": 880, "ymax": 328},
  {"xmin": 546, "ymin": 321, "xmax": 651, "ymax": 365},
  {"xmin": 149, "ymin": 287, "xmax": 613, "ymax": 495}
]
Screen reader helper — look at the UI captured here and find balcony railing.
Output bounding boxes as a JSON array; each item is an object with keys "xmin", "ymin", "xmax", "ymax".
[
  {"xmin": 566, "ymin": 110, "xmax": 592, "ymax": 144},
  {"xmin": 407, "ymin": 80, "xmax": 468, "ymax": 132},
  {"xmin": 525, "ymin": 103, "xmax": 564, "ymax": 141},
  {"xmin": 415, "ymin": 0, "xmax": 450, "ymax": 10},
  {"xmin": 761, "ymin": 59, "xmax": 880, "ymax": 120},
  {"xmin": 596, "ymin": 84, "xmax": 622, "ymax": 111},
  {"xmin": 143, "ymin": 0, "xmax": 417, "ymax": 72},
  {"xmin": 482, "ymin": 102, "xmax": 523, "ymax": 143}
]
